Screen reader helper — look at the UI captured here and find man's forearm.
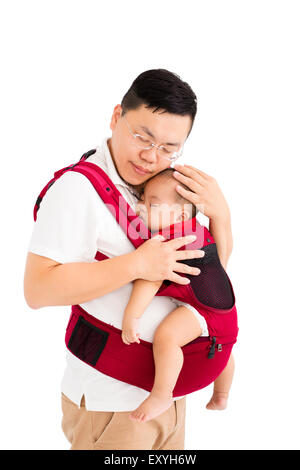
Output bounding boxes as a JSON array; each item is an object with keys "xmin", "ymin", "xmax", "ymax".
[
  {"xmin": 209, "ymin": 214, "xmax": 233, "ymax": 270},
  {"xmin": 25, "ymin": 251, "xmax": 139, "ymax": 309}
]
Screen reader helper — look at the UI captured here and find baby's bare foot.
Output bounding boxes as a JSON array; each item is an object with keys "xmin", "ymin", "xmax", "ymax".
[
  {"xmin": 129, "ymin": 393, "xmax": 173, "ymax": 423},
  {"xmin": 206, "ymin": 392, "xmax": 229, "ymax": 410}
]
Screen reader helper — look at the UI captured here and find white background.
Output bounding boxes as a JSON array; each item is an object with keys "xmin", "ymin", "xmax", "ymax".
[{"xmin": 0, "ymin": 0, "xmax": 299, "ymax": 450}]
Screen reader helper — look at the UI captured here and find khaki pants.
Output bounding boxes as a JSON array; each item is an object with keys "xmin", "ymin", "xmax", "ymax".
[{"xmin": 61, "ymin": 393, "xmax": 186, "ymax": 450}]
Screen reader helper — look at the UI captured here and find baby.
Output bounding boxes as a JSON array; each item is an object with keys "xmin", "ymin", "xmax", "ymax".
[{"xmin": 122, "ymin": 168, "xmax": 234, "ymax": 422}]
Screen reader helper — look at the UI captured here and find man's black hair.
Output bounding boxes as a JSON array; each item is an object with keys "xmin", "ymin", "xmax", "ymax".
[{"xmin": 121, "ymin": 69, "xmax": 198, "ymax": 138}]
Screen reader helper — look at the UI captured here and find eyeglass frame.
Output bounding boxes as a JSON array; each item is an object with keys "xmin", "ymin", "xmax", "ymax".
[{"xmin": 123, "ymin": 114, "xmax": 184, "ymax": 163}]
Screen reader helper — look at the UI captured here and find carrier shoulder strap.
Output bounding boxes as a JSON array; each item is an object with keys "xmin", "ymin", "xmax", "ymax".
[
  {"xmin": 33, "ymin": 149, "xmax": 96, "ymax": 222},
  {"xmin": 33, "ymin": 149, "xmax": 211, "ymax": 251},
  {"xmin": 33, "ymin": 149, "xmax": 151, "ymax": 249}
]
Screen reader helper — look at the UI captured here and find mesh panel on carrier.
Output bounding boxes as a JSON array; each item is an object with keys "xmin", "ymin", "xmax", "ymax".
[{"xmin": 180, "ymin": 243, "xmax": 235, "ymax": 309}]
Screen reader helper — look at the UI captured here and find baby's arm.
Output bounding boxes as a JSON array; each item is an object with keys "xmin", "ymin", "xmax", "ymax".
[
  {"xmin": 122, "ymin": 279, "xmax": 163, "ymax": 345},
  {"xmin": 126, "ymin": 278, "xmax": 163, "ymax": 318}
]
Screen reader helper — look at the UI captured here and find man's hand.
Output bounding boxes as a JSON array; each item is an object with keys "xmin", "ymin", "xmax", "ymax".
[
  {"xmin": 172, "ymin": 163, "xmax": 231, "ymax": 223},
  {"xmin": 132, "ymin": 234, "xmax": 205, "ymax": 285},
  {"xmin": 172, "ymin": 163, "xmax": 233, "ymax": 268}
]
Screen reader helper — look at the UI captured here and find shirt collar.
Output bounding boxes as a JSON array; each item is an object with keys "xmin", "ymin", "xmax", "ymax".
[{"xmin": 100, "ymin": 137, "xmax": 140, "ymax": 198}]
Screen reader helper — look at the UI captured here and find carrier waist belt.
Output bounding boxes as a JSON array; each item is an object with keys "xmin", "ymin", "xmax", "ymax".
[{"xmin": 65, "ymin": 304, "xmax": 237, "ymax": 397}]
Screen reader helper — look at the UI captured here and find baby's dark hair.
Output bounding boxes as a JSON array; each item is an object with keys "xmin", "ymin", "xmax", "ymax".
[{"xmin": 143, "ymin": 167, "xmax": 199, "ymax": 219}]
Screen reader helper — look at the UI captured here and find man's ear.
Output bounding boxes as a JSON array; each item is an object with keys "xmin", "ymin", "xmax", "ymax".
[{"xmin": 109, "ymin": 104, "xmax": 123, "ymax": 131}]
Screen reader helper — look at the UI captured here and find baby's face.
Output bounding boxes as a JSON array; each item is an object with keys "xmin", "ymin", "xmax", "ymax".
[{"xmin": 136, "ymin": 177, "xmax": 185, "ymax": 232}]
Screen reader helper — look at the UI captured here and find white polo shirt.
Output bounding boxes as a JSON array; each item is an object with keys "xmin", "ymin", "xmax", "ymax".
[{"xmin": 27, "ymin": 137, "xmax": 208, "ymax": 411}]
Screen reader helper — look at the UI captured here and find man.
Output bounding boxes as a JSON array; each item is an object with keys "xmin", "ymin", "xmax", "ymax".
[{"xmin": 24, "ymin": 69, "xmax": 233, "ymax": 450}]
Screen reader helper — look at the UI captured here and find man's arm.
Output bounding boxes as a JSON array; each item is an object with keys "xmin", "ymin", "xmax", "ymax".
[
  {"xmin": 209, "ymin": 213, "xmax": 233, "ymax": 270},
  {"xmin": 24, "ymin": 251, "xmax": 138, "ymax": 309},
  {"xmin": 25, "ymin": 169, "xmax": 204, "ymax": 309},
  {"xmin": 24, "ymin": 235, "xmax": 203, "ymax": 309},
  {"xmin": 171, "ymin": 163, "xmax": 234, "ymax": 270}
]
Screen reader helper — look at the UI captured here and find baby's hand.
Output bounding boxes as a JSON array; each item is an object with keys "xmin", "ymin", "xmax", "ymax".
[{"xmin": 122, "ymin": 317, "xmax": 141, "ymax": 345}]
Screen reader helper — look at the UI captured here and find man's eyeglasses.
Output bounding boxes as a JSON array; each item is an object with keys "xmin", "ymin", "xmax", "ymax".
[{"xmin": 123, "ymin": 115, "xmax": 184, "ymax": 163}]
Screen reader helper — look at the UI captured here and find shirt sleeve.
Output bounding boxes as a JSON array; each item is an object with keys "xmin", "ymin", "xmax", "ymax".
[{"xmin": 27, "ymin": 170, "xmax": 103, "ymax": 264}]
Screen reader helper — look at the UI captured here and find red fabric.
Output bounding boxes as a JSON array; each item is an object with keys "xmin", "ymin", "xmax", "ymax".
[
  {"xmin": 65, "ymin": 304, "xmax": 236, "ymax": 397},
  {"xmin": 34, "ymin": 156, "xmax": 239, "ymax": 396}
]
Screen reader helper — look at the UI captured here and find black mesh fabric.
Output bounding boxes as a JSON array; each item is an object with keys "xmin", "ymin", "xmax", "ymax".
[
  {"xmin": 179, "ymin": 243, "xmax": 235, "ymax": 309},
  {"xmin": 68, "ymin": 316, "xmax": 109, "ymax": 366}
]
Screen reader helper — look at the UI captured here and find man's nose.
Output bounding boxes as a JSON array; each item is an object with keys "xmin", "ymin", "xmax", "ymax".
[{"xmin": 140, "ymin": 147, "xmax": 158, "ymax": 164}]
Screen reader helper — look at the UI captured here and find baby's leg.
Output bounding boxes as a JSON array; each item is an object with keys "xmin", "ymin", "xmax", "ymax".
[
  {"xmin": 130, "ymin": 306, "xmax": 203, "ymax": 423},
  {"xmin": 206, "ymin": 354, "xmax": 235, "ymax": 410}
]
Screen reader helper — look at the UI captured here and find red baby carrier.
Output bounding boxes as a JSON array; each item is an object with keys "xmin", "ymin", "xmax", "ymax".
[{"xmin": 33, "ymin": 149, "xmax": 238, "ymax": 397}]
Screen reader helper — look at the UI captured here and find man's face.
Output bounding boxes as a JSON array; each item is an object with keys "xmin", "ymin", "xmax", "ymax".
[{"xmin": 107, "ymin": 103, "xmax": 192, "ymax": 186}]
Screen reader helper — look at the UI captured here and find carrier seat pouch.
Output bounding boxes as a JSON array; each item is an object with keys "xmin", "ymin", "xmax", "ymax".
[{"xmin": 65, "ymin": 304, "xmax": 236, "ymax": 396}]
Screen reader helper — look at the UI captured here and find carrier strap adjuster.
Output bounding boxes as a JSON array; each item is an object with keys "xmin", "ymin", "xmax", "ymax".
[
  {"xmin": 35, "ymin": 195, "xmax": 42, "ymax": 210},
  {"xmin": 208, "ymin": 336, "xmax": 216, "ymax": 359}
]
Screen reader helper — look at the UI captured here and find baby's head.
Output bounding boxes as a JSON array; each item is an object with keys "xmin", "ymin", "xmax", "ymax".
[{"xmin": 136, "ymin": 168, "xmax": 198, "ymax": 232}]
